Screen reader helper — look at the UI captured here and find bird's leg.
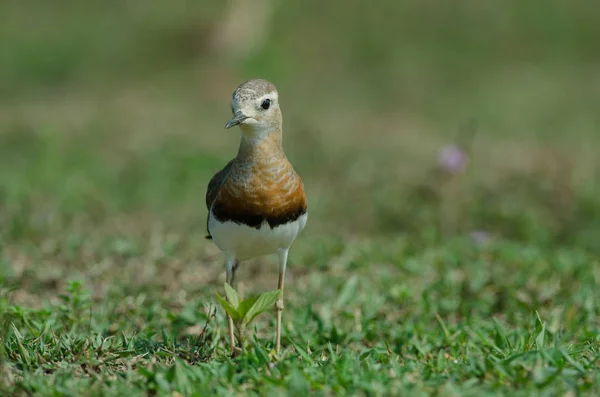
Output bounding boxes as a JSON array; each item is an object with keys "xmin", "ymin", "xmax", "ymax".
[
  {"xmin": 225, "ymin": 257, "xmax": 238, "ymax": 356},
  {"xmin": 275, "ymin": 249, "xmax": 288, "ymax": 354}
]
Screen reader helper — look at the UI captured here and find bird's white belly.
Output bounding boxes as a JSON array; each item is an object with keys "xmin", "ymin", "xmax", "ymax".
[{"xmin": 208, "ymin": 212, "xmax": 307, "ymax": 261}]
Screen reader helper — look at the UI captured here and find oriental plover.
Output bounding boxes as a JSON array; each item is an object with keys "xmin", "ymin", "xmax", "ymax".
[{"xmin": 206, "ymin": 79, "xmax": 307, "ymax": 354}]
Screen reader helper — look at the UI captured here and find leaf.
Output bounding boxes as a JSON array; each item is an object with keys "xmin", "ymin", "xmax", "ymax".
[
  {"xmin": 224, "ymin": 283, "xmax": 240, "ymax": 309},
  {"xmin": 138, "ymin": 366, "xmax": 155, "ymax": 380},
  {"xmin": 242, "ymin": 290, "xmax": 281, "ymax": 327},
  {"xmin": 12, "ymin": 323, "xmax": 31, "ymax": 367},
  {"xmin": 237, "ymin": 295, "xmax": 259, "ymax": 319},
  {"xmin": 335, "ymin": 275, "xmax": 358, "ymax": 308},
  {"xmin": 535, "ymin": 311, "xmax": 545, "ymax": 349},
  {"xmin": 435, "ymin": 313, "xmax": 451, "ymax": 342},
  {"xmin": 559, "ymin": 348, "xmax": 586, "ymax": 373},
  {"xmin": 154, "ymin": 373, "xmax": 171, "ymax": 392},
  {"xmin": 289, "ymin": 338, "xmax": 314, "ymax": 363},
  {"xmin": 214, "ymin": 292, "xmax": 240, "ymax": 322},
  {"xmin": 535, "ymin": 323, "xmax": 545, "ymax": 350},
  {"xmin": 251, "ymin": 337, "xmax": 270, "ymax": 366},
  {"xmin": 172, "ymin": 359, "xmax": 191, "ymax": 396}
]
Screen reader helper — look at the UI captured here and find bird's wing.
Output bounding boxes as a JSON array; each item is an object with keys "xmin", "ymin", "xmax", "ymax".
[{"xmin": 205, "ymin": 159, "xmax": 234, "ymax": 238}]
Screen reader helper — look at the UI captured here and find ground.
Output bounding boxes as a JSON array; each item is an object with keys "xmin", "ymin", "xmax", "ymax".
[{"xmin": 1, "ymin": 1, "xmax": 600, "ymax": 396}]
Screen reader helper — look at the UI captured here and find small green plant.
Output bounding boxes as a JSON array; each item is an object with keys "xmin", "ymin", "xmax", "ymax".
[
  {"xmin": 57, "ymin": 280, "xmax": 91, "ymax": 331},
  {"xmin": 214, "ymin": 284, "xmax": 281, "ymax": 351}
]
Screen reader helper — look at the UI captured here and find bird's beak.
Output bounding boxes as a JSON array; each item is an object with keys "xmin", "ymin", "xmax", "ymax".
[{"xmin": 225, "ymin": 111, "xmax": 248, "ymax": 129}]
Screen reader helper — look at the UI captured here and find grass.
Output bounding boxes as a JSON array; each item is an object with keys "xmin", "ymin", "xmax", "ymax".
[
  {"xmin": 2, "ymin": 241, "xmax": 600, "ymax": 395},
  {"xmin": 1, "ymin": 0, "xmax": 600, "ymax": 395}
]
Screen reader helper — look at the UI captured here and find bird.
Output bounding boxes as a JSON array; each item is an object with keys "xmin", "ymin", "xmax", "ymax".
[{"xmin": 206, "ymin": 79, "xmax": 307, "ymax": 355}]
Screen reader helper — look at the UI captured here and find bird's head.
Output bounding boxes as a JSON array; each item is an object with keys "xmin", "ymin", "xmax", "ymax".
[{"xmin": 225, "ymin": 79, "xmax": 282, "ymax": 137}]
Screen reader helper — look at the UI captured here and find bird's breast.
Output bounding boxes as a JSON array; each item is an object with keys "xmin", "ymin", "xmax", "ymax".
[{"xmin": 211, "ymin": 158, "xmax": 307, "ymax": 230}]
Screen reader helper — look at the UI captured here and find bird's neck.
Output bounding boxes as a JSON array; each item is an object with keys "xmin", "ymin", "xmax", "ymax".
[{"xmin": 236, "ymin": 127, "xmax": 285, "ymax": 163}]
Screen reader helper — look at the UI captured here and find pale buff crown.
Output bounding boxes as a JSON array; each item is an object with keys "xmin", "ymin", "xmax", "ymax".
[{"xmin": 231, "ymin": 79, "xmax": 277, "ymax": 104}]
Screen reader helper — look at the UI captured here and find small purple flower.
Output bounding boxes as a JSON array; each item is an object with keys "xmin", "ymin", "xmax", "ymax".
[
  {"xmin": 438, "ymin": 145, "xmax": 467, "ymax": 173},
  {"xmin": 470, "ymin": 231, "xmax": 490, "ymax": 246}
]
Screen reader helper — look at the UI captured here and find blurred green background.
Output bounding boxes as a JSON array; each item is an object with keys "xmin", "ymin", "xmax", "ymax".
[
  {"xmin": 2, "ymin": 1, "xmax": 600, "ymax": 394},
  {"xmin": 1, "ymin": 0, "xmax": 599, "ymax": 289}
]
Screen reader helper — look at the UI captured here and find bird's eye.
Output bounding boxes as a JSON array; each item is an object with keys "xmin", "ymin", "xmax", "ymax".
[{"xmin": 261, "ymin": 98, "xmax": 271, "ymax": 110}]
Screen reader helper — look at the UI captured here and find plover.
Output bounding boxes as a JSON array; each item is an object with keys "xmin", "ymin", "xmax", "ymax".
[{"xmin": 206, "ymin": 79, "xmax": 307, "ymax": 354}]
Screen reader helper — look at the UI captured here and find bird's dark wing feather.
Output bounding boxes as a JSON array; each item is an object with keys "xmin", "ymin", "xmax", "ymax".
[{"xmin": 205, "ymin": 160, "xmax": 234, "ymax": 239}]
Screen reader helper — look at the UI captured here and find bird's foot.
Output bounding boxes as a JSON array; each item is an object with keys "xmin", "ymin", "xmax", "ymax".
[{"xmin": 230, "ymin": 346, "xmax": 242, "ymax": 358}]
